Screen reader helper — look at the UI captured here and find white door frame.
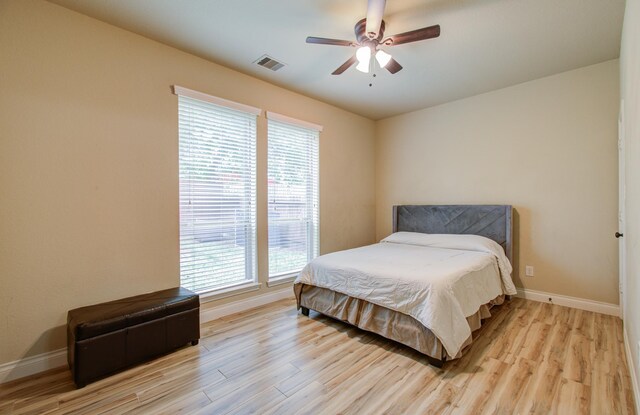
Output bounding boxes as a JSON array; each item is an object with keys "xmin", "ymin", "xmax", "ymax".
[{"xmin": 618, "ymin": 99, "xmax": 627, "ymax": 321}]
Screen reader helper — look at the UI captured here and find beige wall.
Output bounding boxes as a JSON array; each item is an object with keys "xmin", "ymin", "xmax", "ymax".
[
  {"xmin": 0, "ymin": 0, "xmax": 376, "ymax": 364},
  {"xmin": 621, "ymin": 0, "xmax": 640, "ymax": 403},
  {"xmin": 376, "ymin": 60, "xmax": 620, "ymax": 304}
]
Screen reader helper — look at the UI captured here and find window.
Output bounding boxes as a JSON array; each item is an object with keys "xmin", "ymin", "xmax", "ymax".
[
  {"xmin": 176, "ymin": 86, "xmax": 259, "ymax": 294},
  {"xmin": 267, "ymin": 113, "xmax": 320, "ymax": 280}
]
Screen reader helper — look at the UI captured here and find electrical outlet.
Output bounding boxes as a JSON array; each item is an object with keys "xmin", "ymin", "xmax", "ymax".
[{"xmin": 525, "ymin": 265, "xmax": 534, "ymax": 277}]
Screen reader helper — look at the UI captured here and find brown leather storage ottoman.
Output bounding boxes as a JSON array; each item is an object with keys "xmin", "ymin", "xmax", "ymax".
[{"xmin": 67, "ymin": 287, "xmax": 200, "ymax": 387}]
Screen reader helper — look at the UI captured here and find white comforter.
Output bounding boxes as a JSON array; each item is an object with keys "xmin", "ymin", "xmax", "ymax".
[{"xmin": 295, "ymin": 232, "xmax": 517, "ymax": 357}]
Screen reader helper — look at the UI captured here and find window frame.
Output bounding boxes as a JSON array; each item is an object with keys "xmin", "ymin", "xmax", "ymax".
[
  {"xmin": 266, "ymin": 112, "xmax": 321, "ymax": 281},
  {"xmin": 174, "ymin": 86, "xmax": 261, "ymax": 296}
]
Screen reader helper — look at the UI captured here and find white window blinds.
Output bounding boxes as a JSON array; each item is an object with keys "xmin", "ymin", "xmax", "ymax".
[
  {"xmin": 267, "ymin": 116, "xmax": 320, "ymax": 279},
  {"xmin": 178, "ymin": 93, "xmax": 258, "ymax": 294}
]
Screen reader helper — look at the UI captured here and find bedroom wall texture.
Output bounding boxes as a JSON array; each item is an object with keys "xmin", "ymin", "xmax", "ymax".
[
  {"xmin": 0, "ymin": 0, "xmax": 376, "ymax": 365},
  {"xmin": 620, "ymin": 0, "xmax": 640, "ymax": 402},
  {"xmin": 376, "ymin": 60, "xmax": 620, "ymax": 304}
]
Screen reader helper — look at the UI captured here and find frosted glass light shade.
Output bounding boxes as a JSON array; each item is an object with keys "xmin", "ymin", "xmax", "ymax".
[
  {"xmin": 356, "ymin": 46, "xmax": 371, "ymax": 73},
  {"xmin": 375, "ymin": 50, "xmax": 392, "ymax": 68}
]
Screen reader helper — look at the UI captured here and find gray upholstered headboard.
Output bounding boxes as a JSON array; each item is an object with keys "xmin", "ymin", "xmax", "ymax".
[{"xmin": 392, "ymin": 205, "xmax": 513, "ymax": 263}]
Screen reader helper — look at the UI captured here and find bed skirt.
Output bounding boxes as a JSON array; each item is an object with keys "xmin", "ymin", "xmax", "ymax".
[{"xmin": 294, "ymin": 283, "xmax": 505, "ymax": 361}]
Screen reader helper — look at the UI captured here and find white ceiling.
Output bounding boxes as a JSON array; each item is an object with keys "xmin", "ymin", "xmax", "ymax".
[{"xmin": 49, "ymin": 0, "xmax": 625, "ymax": 120}]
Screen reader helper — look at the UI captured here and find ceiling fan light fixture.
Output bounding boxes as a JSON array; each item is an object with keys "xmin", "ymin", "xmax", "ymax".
[
  {"xmin": 355, "ymin": 46, "xmax": 371, "ymax": 73},
  {"xmin": 356, "ymin": 46, "xmax": 371, "ymax": 64},
  {"xmin": 375, "ymin": 49, "xmax": 391, "ymax": 68}
]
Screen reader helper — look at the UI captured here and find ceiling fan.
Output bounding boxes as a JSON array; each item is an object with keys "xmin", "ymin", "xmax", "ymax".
[{"xmin": 306, "ymin": 0, "xmax": 441, "ymax": 75}]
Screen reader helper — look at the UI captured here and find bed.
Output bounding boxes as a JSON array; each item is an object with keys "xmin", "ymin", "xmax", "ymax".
[{"xmin": 293, "ymin": 204, "xmax": 516, "ymax": 367}]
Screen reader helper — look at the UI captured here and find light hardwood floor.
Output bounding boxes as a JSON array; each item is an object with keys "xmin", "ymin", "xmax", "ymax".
[{"xmin": 0, "ymin": 297, "xmax": 636, "ymax": 414}]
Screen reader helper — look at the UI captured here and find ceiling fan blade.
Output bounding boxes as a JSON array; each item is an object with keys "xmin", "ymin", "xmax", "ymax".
[
  {"xmin": 332, "ymin": 56, "xmax": 358, "ymax": 75},
  {"xmin": 385, "ymin": 58, "xmax": 403, "ymax": 74},
  {"xmin": 306, "ymin": 37, "xmax": 355, "ymax": 47},
  {"xmin": 386, "ymin": 24, "xmax": 440, "ymax": 46},
  {"xmin": 366, "ymin": 0, "xmax": 386, "ymax": 38}
]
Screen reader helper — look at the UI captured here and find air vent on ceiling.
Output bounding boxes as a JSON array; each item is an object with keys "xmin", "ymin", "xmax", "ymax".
[{"xmin": 255, "ymin": 55, "xmax": 286, "ymax": 71}]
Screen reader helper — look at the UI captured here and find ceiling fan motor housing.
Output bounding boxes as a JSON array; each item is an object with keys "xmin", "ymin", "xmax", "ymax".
[{"xmin": 355, "ymin": 18, "xmax": 385, "ymax": 46}]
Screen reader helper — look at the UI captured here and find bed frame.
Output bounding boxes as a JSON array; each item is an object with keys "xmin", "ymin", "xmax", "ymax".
[{"xmin": 300, "ymin": 204, "xmax": 513, "ymax": 367}]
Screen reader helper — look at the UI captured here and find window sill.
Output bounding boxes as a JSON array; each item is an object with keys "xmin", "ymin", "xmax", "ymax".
[
  {"xmin": 199, "ymin": 281, "xmax": 262, "ymax": 303},
  {"xmin": 267, "ymin": 273, "xmax": 298, "ymax": 287}
]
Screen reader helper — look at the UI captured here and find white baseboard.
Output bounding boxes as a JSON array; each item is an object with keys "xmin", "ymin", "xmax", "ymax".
[
  {"xmin": 0, "ymin": 348, "xmax": 67, "ymax": 384},
  {"xmin": 0, "ymin": 285, "xmax": 295, "ymax": 385},
  {"xmin": 200, "ymin": 285, "xmax": 295, "ymax": 323},
  {"xmin": 624, "ymin": 328, "xmax": 640, "ymax": 414},
  {"xmin": 515, "ymin": 288, "xmax": 620, "ymax": 317}
]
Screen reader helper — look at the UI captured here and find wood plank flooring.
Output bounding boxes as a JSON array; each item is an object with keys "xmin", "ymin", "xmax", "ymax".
[{"xmin": 0, "ymin": 297, "xmax": 636, "ymax": 414}]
